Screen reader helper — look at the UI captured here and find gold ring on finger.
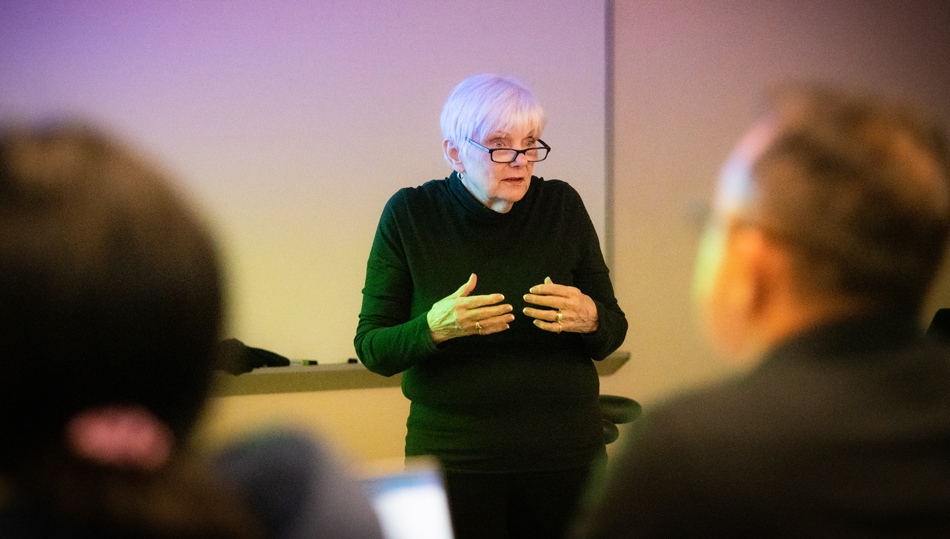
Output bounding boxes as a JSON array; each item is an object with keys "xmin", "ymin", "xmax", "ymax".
[
  {"xmin": 556, "ymin": 312, "xmax": 563, "ymax": 324},
  {"xmin": 557, "ymin": 322, "xmax": 562, "ymax": 333},
  {"xmin": 475, "ymin": 321, "xmax": 483, "ymax": 335}
]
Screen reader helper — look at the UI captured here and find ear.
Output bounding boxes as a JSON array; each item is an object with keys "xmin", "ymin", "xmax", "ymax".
[
  {"xmin": 731, "ymin": 226, "xmax": 772, "ymax": 316},
  {"xmin": 725, "ymin": 225, "xmax": 789, "ymax": 360},
  {"xmin": 705, "ymin": 223, "xmax": 775, "ymax": 364},
  {"xmin": 443, "ymin": 140, "xmax": 465, "ymax": 173}
]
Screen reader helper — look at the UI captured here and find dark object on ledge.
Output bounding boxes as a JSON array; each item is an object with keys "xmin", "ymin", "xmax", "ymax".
[
  {"xmin": 213, "ymin": 362, "xmax": 402, "ymax": 396},
  {"xmin": 217, "ymin": 338, "xmax": 291, "ymax": 375},
  {"xmin": 599, "ymin": 395, "xmax": 642, "ymax": 445},
  {"xmin": 214, "ymin": 351, "xmax": 632, "ymax": 396},
  {"xmin": 927, "ymin": 308, "xmax": 950, "ymax": 341}
]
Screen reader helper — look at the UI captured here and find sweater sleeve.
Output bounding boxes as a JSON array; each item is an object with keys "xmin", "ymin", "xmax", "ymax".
[
  {"xmin": 354, "ymin": 193, "xmax": 440, "ymax": 377},
  {"xmin": 582, "ymin": 295, "xmax": 629, "ymax": 361},
  {"xmin": 568, "ymin": 188, "xmax": 628, "ymax": 361}
]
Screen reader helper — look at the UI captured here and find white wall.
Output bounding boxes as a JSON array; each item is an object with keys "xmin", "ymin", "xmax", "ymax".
[
  {"xmin": 605, "ymin": 0, "xmax": 950, "ymax": 413},
  {"xmin": 0, "ymin": 0, "xmax": 607, "ymax": 362}
]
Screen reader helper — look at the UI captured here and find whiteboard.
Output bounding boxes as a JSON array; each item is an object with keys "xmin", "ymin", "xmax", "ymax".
[{"xmin": 0, "ymin": 0, "xmax": 607, "ymax": 362}]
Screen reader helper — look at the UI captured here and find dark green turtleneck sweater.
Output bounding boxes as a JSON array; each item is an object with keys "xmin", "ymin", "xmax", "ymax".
[{"xmin": 355, "ymin": 173, "xmax": 628, "ymax": 472}]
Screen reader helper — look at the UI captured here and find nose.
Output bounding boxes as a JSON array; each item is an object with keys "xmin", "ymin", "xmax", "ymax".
[{"xmin": 510, "ymin": 151, "xmax": 529, "ymax": 167}]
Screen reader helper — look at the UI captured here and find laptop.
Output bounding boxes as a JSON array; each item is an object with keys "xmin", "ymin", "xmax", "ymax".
[{"xmin": 361, "ymin": 457, "xmax": 455, "ymax": 539}]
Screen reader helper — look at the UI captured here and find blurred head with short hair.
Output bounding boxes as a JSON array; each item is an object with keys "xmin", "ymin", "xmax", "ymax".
[{"xmin": 693, "ymin": 86, "xmax": 950, "ymax": 361}]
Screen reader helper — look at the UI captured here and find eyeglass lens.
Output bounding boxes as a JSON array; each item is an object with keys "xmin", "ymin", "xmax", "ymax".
[{"xmin": 491, "ymin": 147, "xmax": 547, "ymax": 163}]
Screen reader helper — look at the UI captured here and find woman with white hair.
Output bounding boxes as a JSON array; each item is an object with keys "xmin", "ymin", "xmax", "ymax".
[{"xmin": 355, "ymin": 73, "xmax": 628, "ymax": 538}]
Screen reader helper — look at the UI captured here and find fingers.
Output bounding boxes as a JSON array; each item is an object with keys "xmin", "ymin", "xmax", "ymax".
[
  {"xmin": 528, "ymin": 276, "xmax": 567, "ymax": 296},
  {"xmin": 525, "ymin": 306, "xmax": 565, "ymax": 335},
  {"xmin": 428, "ymin": 274, "xmax": 483, "ymax": 344},
  {"xmin": 452, "ymin": 274, "xmax": 506, "ymax": 308},
  {"xmin": 464, "ymin": 303, "xmax": 514, "ymax": 333},
  {"xmin": 523, "ymin": 306, "xmax": 562, "ymax": 322},
  {"xmin": 473, "ymin": 303, "xmax": 515, "ymax": 320},
  {"xmin": 525, "ymin": 276, "xmax": 573, "ymax": 306},
  {"xmin": 523, "ymin": 293, "xmax": 561, "ymax": 310},
  {"xmin": 429, "ymin": 273, "xmax": 513, "ymax": 342},
  {"xmin": 433, "ymin": 274, "xmax": 589, "ymax": 341},
  {"xmin": 473, "ymin": 311, "xmax": 515, "ymax": 336},
  {"xmin": 523, "ymin": 276, "xmax": 597, "ymax": 334},
  {"xmin": 532, "ymin": 318, "xmax": 564, "ymax": 334},
  {"xmin": 452, "ymin": 273, "xmax": 477, "ymax": 298},
  {"xmin": 523, "ymin": 277, "xmax": 565, "ymax": 330}
]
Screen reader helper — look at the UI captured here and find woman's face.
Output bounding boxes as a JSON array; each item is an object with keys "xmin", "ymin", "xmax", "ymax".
[{"xmin": 455, "ymin": 124, "xmax": 540, "ymax": 213}]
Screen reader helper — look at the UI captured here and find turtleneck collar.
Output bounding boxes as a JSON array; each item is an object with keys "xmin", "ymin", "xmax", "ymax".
[{"xmin": 447, "ymin": 171, "xmax": 537, "ymax": 225}]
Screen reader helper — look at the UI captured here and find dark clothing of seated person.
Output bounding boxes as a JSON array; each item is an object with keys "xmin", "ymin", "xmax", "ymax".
[
  {"xmin": 572, "ymin": 87, "xmax": 950, "ymax": 538},
  {"xmin": 0, "ymin": 124, "xmax": 382, "ymax": 539}
]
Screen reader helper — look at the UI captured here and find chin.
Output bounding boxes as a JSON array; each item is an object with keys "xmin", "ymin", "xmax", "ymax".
[{"xmin": 502, "ymin": 181, "xmax": 529, "ymax": 198}]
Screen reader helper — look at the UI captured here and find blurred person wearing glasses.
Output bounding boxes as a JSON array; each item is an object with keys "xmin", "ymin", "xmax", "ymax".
[
  {"xmin": 571, "ymin": 85, "xmax": 950, "ymax": 538},
  {"xmin": 355, "ymin": 73, "xmax": 628, "ymax": 539}
]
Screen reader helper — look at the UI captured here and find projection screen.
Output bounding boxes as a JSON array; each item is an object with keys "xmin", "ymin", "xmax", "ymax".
[{"xmin": 0, "ymin": 0, "xmax": 608, "ymax": 363}]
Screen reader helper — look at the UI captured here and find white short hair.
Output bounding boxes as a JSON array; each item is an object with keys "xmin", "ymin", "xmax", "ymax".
[{"xmin": 440, "ymin": 74, "xmax": 546, "ymax": 166}]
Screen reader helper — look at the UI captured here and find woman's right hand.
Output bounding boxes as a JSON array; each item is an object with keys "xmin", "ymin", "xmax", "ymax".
[{"xmin": 427, "ymin": 273, "xmax": 513, "ymax": 344}]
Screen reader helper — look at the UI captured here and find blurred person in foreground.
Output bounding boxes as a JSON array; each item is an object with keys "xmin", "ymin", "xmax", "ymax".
[
  {"xmin": 0, "ymin": 123, "xmax": 382, "ymax": 539},
  {"xmin": 572, "ymin": 86, "xmax": 950, "ymax": 537},
  {"xmin": 355, "ymin": 73, "xmax": 628, "ymax": 538}
]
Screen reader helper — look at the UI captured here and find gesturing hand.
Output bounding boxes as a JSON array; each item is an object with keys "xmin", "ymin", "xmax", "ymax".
[
  {"xmin": 523, "ymin": 277, "xmax": 599, "ymax": 334},
  {"xmin": 427, "ymin": 273, "xmax": 514, "ymax": 344}
]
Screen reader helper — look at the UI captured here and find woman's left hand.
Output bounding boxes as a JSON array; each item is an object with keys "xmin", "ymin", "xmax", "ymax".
[{"xmin": 523, "ymin": 277, "xmax": 599, "ymax": 334}]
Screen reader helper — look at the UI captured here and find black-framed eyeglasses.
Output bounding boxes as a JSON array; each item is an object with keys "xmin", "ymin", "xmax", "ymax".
[{"xmin": 466, "ymin": 138, "xmax": 551, "ymax": 163}]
